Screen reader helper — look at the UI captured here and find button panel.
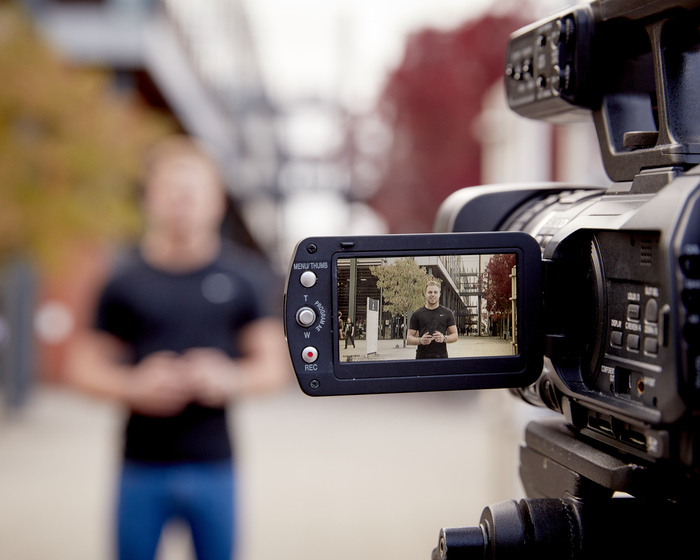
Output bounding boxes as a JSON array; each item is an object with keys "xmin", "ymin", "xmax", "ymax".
[
  {"xmin": 680, "ymin": 244, "xmax": 700, "ymax": 394},
  {"xmin": 608, "ymin": 286, "xmax": 661, "ymax": 358},
  {"xmin": 287, "ymin": 253, "xmax": 330, "ymax": 389}
]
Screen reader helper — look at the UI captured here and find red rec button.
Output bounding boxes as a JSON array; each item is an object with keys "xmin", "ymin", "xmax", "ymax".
[{"xmin": 302, "ymin": 346, "xmax": 318, "ymax": 364}]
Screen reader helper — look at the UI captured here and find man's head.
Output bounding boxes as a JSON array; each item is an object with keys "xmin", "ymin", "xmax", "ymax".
[
  {"xmin": 425, "ymin": 281, "xmax": 441, "ymax": 308},
  {"xmin": 140, "ymin": 136, "xmax": 227, "ymax": 241}
]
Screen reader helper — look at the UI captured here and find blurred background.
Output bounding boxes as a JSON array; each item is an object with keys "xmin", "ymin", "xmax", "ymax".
[{"xmin": 0, "ymin": 0, "xmax": 609, "ymax": 558}]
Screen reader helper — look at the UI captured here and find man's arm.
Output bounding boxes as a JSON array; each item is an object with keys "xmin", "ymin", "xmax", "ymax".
[
  {"xmin": 445, "ymin": 309, "xmax": 459, "ymax": 343},
  {"xmin": 65, "ymin": 330, "xmax": 194, "ymax": 417},
  {"xmin": 445, "ymin": 325, "xmax": 459, "ymax": 343},
  {"xmin": 184, "ymin": 317, "xmax": 293, "ymax": 407},
  {"xmin": 429, "ymin": 325, "xmax": 458, "ymax": 344},
  {"xmin": 67, "ymin": 318, "xmax": 293, "ymax": 413},
  {"xmin": 406, "ymin": 328, "xmax": 421, "ymax": 345},
  {"xmin": 407, "ymin": 311, "xmax": 421, "ymax": 346},
  {"xmin": 407, "ymin": 329, "xmax": 435, "ymax": 346}
]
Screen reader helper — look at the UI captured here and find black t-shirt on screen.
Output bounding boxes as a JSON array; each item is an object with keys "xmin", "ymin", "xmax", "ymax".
[{"xmin": 408, "ymin": 305, "xmax": 456, "ymax": 359}]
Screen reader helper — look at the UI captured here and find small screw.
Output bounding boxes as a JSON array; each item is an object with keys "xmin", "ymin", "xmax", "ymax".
[
  {"xmin": 309, "ymin": 379, "xmax": 320, "ymax": 390},
  {"xmin": 306, "ymin": 243, "xmax": 318, "ymax": 254}
]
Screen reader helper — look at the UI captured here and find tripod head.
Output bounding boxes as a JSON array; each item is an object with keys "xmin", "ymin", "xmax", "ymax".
[{"xmin": 433, "ymin": 417, "xmax": 698, "ymax": 559}]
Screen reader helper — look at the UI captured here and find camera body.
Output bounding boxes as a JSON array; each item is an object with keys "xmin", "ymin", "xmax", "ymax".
[
  {"xmin": 485, "ymin": 0, "xmax": 700, "ymax": 469},
  {"xmin": 284, "ymin": 0, "xmax": 700, "ymax": 475}
]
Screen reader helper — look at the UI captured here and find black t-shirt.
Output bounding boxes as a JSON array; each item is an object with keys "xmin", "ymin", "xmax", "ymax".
[
  {"xmin": 408, "ymin": 305, "xmax": 456, "ymax": 359},
  {"xmin": 95, "ymin": 243, "xmax": 277, "ymax": 463}
]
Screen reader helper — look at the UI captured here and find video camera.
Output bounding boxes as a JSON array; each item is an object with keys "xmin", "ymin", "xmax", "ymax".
[{"xmin": 284, "ymin": 0, "xmax": 700, "ymax": 556}]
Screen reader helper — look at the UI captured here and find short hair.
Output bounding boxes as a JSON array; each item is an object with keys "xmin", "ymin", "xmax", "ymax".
[
  {"xmin": 426, "ymin": 280, "xmax": 441, "ymax": 290},
  {"xmin": 140, "ymin": 135, "xmax": 221, "ymax": 186}
]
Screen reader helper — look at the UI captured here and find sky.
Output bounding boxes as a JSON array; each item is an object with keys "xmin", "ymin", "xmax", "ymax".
[
  {"xmin": 241, "ymin": 0, "xmax": 496, "ymax": 111},
  {"xmin": 242, "ymin": 0, "xmax": 571, "ymax": 111}
]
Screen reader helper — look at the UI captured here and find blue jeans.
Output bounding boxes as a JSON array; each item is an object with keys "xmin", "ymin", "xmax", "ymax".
[{"xmin": 117, "ymin": 459, "xmax": 235, "ymax": 560}]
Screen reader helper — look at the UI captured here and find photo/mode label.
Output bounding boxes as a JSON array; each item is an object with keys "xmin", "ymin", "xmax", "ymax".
[{"xmin": 312, "ymin": 300, "xmax": 327, "ymax": 332}]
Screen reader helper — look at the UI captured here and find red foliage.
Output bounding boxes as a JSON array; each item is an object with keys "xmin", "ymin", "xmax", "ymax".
[
  {"xmin": 371, "ymin": 11, "xmax": 528, "ymax": 233},
  {"xmin": 483, "ymin": 253, "xmax": 517, "ymax": 318}
]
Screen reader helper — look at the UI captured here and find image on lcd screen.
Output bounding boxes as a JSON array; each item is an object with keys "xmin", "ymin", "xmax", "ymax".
[{"xmin": 337, "ymin": 254, "xmax": 518, "ymax": 362}]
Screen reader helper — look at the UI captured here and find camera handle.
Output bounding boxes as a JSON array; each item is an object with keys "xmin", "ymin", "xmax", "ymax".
[
  {"xmin": 432, "ymin": 416, "xmax": 698, "ymax": 559},
  {"xmin": 594, "ymin": 12, "xmax": 700, "ymax": 183}
]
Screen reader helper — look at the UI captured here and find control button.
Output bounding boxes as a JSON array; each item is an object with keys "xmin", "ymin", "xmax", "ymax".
[
  {"xmin": 644, "ymin": 337, "xmax": 659, "ymax": 355},
  {"xmin": 562, "ymin": 64, "xmax": 573, "ymax": 92},
  {"xmin": 685, "ymin": 314, "xmax": 700, "ymax": 342},
  {"xmin": 302, "ymin": 346, "xmax": 318, "ymax": 363},
  {"xmin": 513, "ymin": 63, "xmax": 523, "ymax": 80},
  {"xmin": 296, "ymin": 307, "xmax": 316, "ymax": 327},
  {"xmin": 682, "ymin": 289, "xmax": 700, "ymax": 312},
  {"xmin": 549, "ymin": 19, "xmax": 562, "ymax": 49},
  {"xmin": 551, "ymin": 19, "xmax": 562, "ymax": 46},
  {"xmin": 627, "ymin": 304, "xmax": 640, "ymax": 321},
  {"xmin": 645, "ymin": 299, "xmax": 659, "ymax": 322},
  {"xmin": 610, "ymin": 330, "xmax": 623, "ymax": 347},
  {"xmin": 626, "ymin": 334, "xmax": 640, "ymax": 352},
  {"xmin": 300, "ymin": 271, "xmax": 317, "ymax": 288},
  {"xmin": 680, "ymin": 253, "xmax": 700, "ymax": 279},
  {"xmin": 562, "ymin": 16, "xmax": 576, "ymax": 45},
  {"xmin": 550, "ymin": 66, "xmax": 561, "ymax": 91}
]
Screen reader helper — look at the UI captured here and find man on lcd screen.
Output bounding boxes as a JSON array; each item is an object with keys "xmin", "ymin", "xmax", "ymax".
[{"xmin": 407, "ymin": 281, "xmax": 458, "ymax": 359}]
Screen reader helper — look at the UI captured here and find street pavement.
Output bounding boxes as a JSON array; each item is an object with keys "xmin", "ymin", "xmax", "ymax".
[
  {"xmin": 0, "ymin": 378, "xmax": 545, "ymax": 560},
  {"xmin": 340, "ymin": 335, "xmax": 514, "ymax": 361}
]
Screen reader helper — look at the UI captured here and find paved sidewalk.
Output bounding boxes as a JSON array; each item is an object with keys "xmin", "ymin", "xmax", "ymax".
[
  {"xmin": 340, "ymin": 335, "xmax": 513, "ymax": 361},
  {"xmin": 0, "ymin": 382, "xmax": 540, "ymax": 560}
]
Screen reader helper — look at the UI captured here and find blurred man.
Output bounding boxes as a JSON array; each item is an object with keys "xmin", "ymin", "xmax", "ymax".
[
  {"xmin": 407, "ymin": 281, "xmax": 458, "ymax": 359},
  {"xmin": 66, "ymin": 136, "xmax": 290, "ymax": 560}
]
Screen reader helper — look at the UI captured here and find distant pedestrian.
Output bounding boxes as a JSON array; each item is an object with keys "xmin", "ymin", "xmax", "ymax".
[{"xmin": 344, "ymin": 317, "xmax": 355, "ymax": 349}]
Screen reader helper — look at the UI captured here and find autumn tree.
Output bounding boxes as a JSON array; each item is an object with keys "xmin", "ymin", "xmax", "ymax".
[
  {"xmin": 370, "ymin": 257, "xmax": 437, "ymax": 346},
  {"xmin": 370, "ymin": 10, "xmax": 528, "ymax": 233},
  {"xmin": 482, "ymin": 253, "xmax": 516, "ymax": 335},
  {"xmin": 0, "ymin": 2, "xmax": 173, "ymax": 269}
]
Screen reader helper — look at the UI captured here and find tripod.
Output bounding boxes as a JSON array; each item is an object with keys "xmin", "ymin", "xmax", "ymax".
[{"xmin": 433, "ymin": 416, "xmax": 699, "ymax": 559}]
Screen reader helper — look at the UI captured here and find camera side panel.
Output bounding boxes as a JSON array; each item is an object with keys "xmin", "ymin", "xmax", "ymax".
[{"xmin": 284, "ymin": 233, "xmax": 543, "ymax": 396}]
